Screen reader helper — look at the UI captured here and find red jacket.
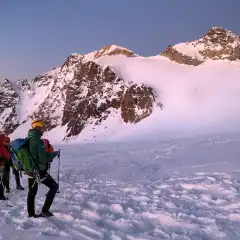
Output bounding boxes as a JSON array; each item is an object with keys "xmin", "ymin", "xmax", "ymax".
[{"xmin": 0, "ymin": 134, "xmax": 10, "ymax": 166}]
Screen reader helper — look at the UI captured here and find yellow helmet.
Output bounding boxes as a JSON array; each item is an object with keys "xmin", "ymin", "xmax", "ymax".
[{"xmin": 31, "ymin": 119, "xmax": 46, "ymax": 129}]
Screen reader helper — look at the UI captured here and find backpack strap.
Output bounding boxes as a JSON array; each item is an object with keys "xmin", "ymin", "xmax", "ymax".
[{"xmin": 25, "ymin": 138, "xmax": 48, "ymax": 184}]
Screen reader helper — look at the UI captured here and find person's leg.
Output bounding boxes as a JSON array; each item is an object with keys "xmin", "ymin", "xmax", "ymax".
[
  {"xmin": 13, "ymin": 169, "xmax": 24, "ymax": 190},
  {"xmin": 3, "ymin": 161, "xmax": 10, "ymax": 192},
  {"xmin": 41, "ymin": 175, "xmax": 58, "ymax": 215},
  {"xmin": 0, "ymin": 167, "xmax": 6, "ymax": 200},
  {"xmin": 27, "ymin": 178, "xmax": 38, "ymax": 217},
  {"xmin": 3, "ymin": 172, "xmax": 10, "ymax": 192}
]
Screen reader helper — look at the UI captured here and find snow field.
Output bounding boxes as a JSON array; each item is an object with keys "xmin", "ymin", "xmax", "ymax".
[{"xmin": 1, "ymin": 133, "xmax": 240, "ymax": 239}]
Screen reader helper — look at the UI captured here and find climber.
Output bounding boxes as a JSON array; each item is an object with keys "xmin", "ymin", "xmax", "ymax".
[
  {"xmin": 0, "ymin": 134, "xmax": 11, "ymax": 200},
  {"xmin": 3, "ymin": 136, "xmax": 24, "ymax": 192},
  {"xmin": 27, "ymin": 119, "xmax": 60, "ymax": 218}
]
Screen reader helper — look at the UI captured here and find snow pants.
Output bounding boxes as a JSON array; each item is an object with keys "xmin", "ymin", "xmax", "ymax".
[
  {"xmin": 4, "ymin": 160, "xmax": 22, "ymax": 190},
  {"xmin": 27, "ymin": 172, "xmax": 58, "ymax": 215},
  {"xmin": 0, "ymin": 167, "xmax": 5, "ymax": 198}
]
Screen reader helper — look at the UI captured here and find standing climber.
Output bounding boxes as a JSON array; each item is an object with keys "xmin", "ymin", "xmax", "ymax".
[
  {"xmin": 3, "ymin": 136, "xmax": 24, "ymax": 192},
  {"xmin": 27, "ymin": 119, "xmax": 60, "ymax": 218},
  {"xmin": 0, "ymin": 134, "xmax": 11, "ymax": 200}
]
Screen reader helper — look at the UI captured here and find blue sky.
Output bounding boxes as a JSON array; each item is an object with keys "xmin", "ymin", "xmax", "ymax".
[{"xmin": 0, "ymin": 0, "xmax": 239, "ymax": 81}]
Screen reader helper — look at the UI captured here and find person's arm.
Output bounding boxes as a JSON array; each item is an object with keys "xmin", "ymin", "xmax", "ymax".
[
  {"xmin": 37, "ymin": 139, "xmax": 49, "ymax": 165},
  {"xmin": 37, "ymin": 139, "xmax": 59, "ymax": 163},
  {"xmin": 48, "ymin": 151, "xmax": 59, "ymax": 162}
]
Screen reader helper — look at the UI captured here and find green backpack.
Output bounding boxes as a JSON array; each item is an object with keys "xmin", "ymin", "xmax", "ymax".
[
  {"xmin": 10, "ymin": 138, "xmax": 38, "ymax": 174},
  {"xmin": 17, "ymin": 148, "xmax": 37, "ymax": 172}
]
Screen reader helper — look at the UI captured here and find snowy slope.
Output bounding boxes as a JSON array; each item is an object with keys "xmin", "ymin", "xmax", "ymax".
[
  {"xmin": 44, "ymin": 56, "xmax": 240, "ymax": 143},
  {"xmin": 7, "ymin": 53, "xmax": 240, "ymax": 143},
  {"xmin": 2, "ymin": 133, "xmax": 240, "ymax": 239}
]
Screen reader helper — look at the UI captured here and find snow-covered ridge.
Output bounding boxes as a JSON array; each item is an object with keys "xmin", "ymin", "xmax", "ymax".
[
  {"xmin": 161, "ymin": 27, "xmax": 240, "ymax": 65},
  {"xmin": 82, "ymin": 44, "xmax": 137, "ymax": 62}
]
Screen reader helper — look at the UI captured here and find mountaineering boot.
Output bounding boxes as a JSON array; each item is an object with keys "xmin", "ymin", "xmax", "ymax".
[
  {"xmin": 0, "ymin": 195, "xmax": 7, "ymax": 201},
  {"xmin": 28, "ymin": 213, "xmax": 38, "ymax": 218},
  {"xmin": 39, "ymin": 211, "xmax": 54, "ymax": 217},
  {"xmin": 15, "ymin": 171, "xmax": 24, "ymax": 190},
  {"xmin": 16, "ymin": 185, "xmax": 24, "ymax": 190}
]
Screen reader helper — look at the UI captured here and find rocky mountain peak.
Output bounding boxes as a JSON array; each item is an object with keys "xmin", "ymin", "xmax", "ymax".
[
  {"xmin": 203, "ymin": 27, "xmax": 239, "ymax": 44},
  {"xmin": 0, "ymin": 79, "xmax": 13, "ymax": 89},
  {"xmin": 94, "ymin": 45, "xmax": 137, "ymax": 58},
  {"xmin": 160, "ymin": 27, "xmax": 240, "ymax": 65},
  {"xmin": 61, "ymin": 53, "xmax": 83, "ymax": 71},
  {"xmin": 16, "ymin": 79, "xmax": 31, "ymax": 91},
  {"xmin": 83, "ymin": 45, "xmax": 137, "ymax": 62}
]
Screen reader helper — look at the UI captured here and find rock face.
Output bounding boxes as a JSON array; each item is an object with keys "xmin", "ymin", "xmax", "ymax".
[
  {"xmin": 62, "ymin": 61, "xmax": 161, "ymax": 138},
  {"xmin": 0, "ymin": 79, "xmax": 19, "ymax": 134},
  {"xmin": 121, "ymin": 84, "xmax": 162, "ymax": 124},
  {"xmin": 0, "ymin": 45, "xmax": 160, "ymax": 140},
  {"xmin": 161, "ymin": 27, "xmax": 240, "ymax": 65},
  {"xmin": 160, "ymin": 46, "xmax": 204, "ymax": 66}
]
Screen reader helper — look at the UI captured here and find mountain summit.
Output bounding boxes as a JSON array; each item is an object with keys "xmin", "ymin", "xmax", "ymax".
[{"xmin": 160, "ymin": 27, "xmax": 240, "ymax": 65}]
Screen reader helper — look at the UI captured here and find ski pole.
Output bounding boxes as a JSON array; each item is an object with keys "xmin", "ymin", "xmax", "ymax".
[{"xmin": 57, "ymin": 149, "xmax": 61, "ymax": 193}]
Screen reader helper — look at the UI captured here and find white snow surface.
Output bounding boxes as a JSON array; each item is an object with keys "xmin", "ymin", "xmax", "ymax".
[
  {"xmin": 94, "ymin": 56, "xmax": 240, "ymax": 141},
  {"xmin": 2, "ymin": 132, "xmax": 240, "ymax": 239}
]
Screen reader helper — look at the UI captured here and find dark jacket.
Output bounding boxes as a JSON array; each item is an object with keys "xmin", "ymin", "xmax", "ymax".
[{"xmin": 28, "ymin": 129, "xmax": 58, "ymax": 171}]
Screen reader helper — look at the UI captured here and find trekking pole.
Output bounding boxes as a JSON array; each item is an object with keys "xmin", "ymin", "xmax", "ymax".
[{"xmin": 57, "ymin": 149, "xmax": 61, "ymax": 193}]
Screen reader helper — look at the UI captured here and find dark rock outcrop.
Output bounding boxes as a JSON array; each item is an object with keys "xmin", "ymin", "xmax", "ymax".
[
  {"xmin": 0, "ymin": 79, "xmax": 19, "ymax": 134},
  {"xmin": 161, "ymin": 45, "xmax": 203, "ymax": 66},
  {"xmin": 62, "ymin": 61, "xmax": 161, "ymax": 137}
]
